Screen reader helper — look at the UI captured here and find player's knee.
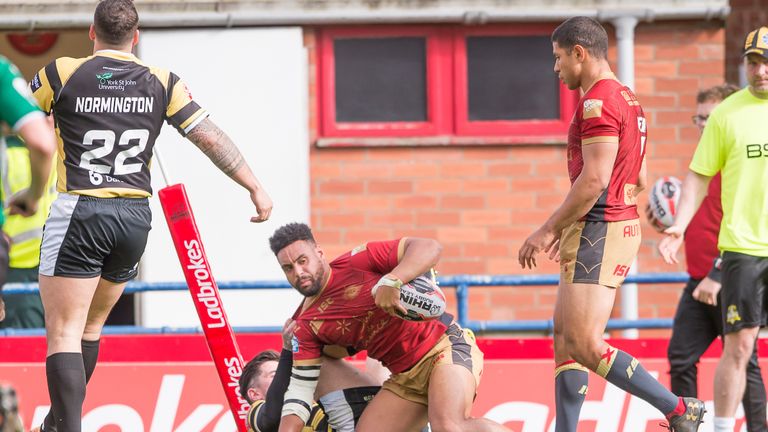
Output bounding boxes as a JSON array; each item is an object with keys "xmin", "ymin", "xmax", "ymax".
[
  {"xmin": 725, "ymin": 334, "xmax": 756, "ymax": 364},
  {"xmin": 45, "ymin": 322, "xmax": 83, "ymax": 341},
  {"xmin": 82, "ymin": 328, "xmax": 102, "ymax": 341},
  {"xmin": 82, "ymin": 321, "xmax": 105, "ymax": 338},
  {"xmin": 562, "ymin": 334, "xmax": 600, "ymax": 363}
]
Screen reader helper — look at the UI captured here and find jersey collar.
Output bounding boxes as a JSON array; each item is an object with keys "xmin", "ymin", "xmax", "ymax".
[{"xmin": 94, "ymin": 49, "xmax": 137, "ymax": 60}]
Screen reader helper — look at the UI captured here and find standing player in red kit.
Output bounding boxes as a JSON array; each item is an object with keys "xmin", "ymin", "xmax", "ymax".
[
  {"xmin": 269, "ymin": 223, "xmax": 511, "ymax": 432},
  {"xmin": 517, "ymin": 16, "xmax": 704, "ymax": 432}
]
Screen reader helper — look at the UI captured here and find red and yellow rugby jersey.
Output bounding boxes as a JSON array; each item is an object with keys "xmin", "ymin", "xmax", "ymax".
[
  {"xmin": 292, "ymin": 239, "xmax": 449, "ymax": 374},
  {"xmin": 30, "ymin": 50, "xmax": 208, "ymax": 198},
  {"xmin": 567, "ymin": 79, "xmax": 647, "ymax": 221}
]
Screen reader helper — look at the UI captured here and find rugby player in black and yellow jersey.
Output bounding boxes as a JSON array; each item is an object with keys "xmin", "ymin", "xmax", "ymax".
[{"xmin": 30, "ymin": 1, "xmax": 272, "ymax": 431}]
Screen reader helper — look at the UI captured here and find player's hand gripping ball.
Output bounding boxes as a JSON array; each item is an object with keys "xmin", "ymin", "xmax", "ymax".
[
  {"xmin": 396, "ymin": 272, "xmax": 447, "ymax": 321},
  {"xmin": 649, "ymin": 176, "xmax": 682, "ymax": 229}
]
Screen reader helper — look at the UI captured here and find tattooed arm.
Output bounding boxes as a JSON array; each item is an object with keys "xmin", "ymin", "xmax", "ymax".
[{"xmin": 187, "ymin": 118, "xmax": 273, "ymax": 222}]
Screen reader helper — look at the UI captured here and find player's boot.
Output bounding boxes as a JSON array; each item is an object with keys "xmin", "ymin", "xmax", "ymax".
[{"xmin": 665, "ymin": 397, "xmax": 706, "ymax": 431}]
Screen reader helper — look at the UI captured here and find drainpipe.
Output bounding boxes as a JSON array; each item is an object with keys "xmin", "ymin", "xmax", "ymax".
[
  {"xmin": 0, "ymin": 6, "xmax": 729, "ymax": 31},
  {"xmin": 612, "ymin": 15, "xmax": 640, "ymax": 339}
]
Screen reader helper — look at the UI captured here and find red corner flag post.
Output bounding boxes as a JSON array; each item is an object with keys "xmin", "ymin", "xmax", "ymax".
[{"xmin": 159, "ymin": 184, "xmax": 249, "ymax": 431}]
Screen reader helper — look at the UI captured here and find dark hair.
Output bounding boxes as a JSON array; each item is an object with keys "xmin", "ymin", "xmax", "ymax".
[
  {"xmin": 94, "ymin": 0, "xmax": 139, "ymax": 46},
  {"xmin": 239, "ymin": 350, "xmax": 280, "ymax": 404},
  {"xmin": 269, "ymin": 223, "xmax": 316, "ymax": 255},
  {"xmin": 696, "ymin": 83, "xmax": 740, "ymax": 104},
  {"xmin": 551, "ymin": 16, "xmax": 609, "ymax": 60}
]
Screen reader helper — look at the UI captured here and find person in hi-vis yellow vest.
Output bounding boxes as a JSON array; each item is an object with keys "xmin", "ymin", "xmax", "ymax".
[{"xmin": 0, "ymin": 134, "xmax": 56, "ymax": 328}]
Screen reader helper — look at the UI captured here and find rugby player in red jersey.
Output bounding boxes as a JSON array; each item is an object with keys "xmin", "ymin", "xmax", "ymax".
[
  {"xmin": 517, "ymin": 16, "xmax": 703, "ymax": 432},
  {"xmin": 269, "ymin": 223, "xmax": 511, "ymax": 432}
]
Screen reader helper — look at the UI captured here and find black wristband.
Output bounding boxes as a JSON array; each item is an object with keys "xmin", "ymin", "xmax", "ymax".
[{"xmin": 707, "ymin": 257, "xmax": 722, "ymax": 283}]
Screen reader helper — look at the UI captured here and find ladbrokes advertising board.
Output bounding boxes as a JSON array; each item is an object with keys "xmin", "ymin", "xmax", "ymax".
[{"xmin": 1, "ymin": 336, "xmax": 760, "ymax": 431}]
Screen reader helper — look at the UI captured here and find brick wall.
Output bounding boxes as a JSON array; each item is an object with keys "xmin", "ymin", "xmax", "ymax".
[{"xmin": 304, "ymin": 20, "xmax": 726, "ymax": 333}]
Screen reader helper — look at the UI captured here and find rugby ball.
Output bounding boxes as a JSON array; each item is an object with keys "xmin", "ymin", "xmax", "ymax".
[
  {"xmin": 397, "ymin": 273, "xmax": 447, "ymax": 322},
  {"xmin": 649, "ymin": 176, "xmax": 682, "ymax": 229}
]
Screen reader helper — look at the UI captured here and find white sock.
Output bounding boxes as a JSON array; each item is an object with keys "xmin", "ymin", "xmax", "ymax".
[{"xmin": 713, "ymin": 417, "xmax": 736, "ymax": 432}]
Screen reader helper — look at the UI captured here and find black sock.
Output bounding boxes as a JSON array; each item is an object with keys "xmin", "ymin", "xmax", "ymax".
[
  {"xmin": 81, "ymin": 339, "xmax": 100, "ymax": 383},
  {"xmin": 46, "ymin": 353, "xmax": 85, "ymax": 432},
  {"xmin": 44, "ymin": 340, "xmax": 100, "ymax": 431},
  {"xmin": 555, "ymin": 362, "xmax": 589, "ymax": 432},
  {"xmin": 599, "ymin": 347, "xmax": 679, "ymax": 415}
]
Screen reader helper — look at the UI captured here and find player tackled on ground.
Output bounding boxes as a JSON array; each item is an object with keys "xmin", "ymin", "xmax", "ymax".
[
  {"xmin": 240, "ymin": 318, "xmax": 382, "ymax": 432},
  {"xmin": 517, "ymin": 16, "xmax": 704, "ymax": 432},
  {"xmin": 269, "ymin": 223, "xmax": 511, "ymax": 432},
  {"xmin": 30, "ymin": 1, "xmax": 272, "ymax": 431}
]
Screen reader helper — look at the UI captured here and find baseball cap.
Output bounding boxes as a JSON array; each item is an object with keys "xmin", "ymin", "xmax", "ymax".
[{"xmin": 743, "ymin": 26, "xmax": 768, "ymax": 59}]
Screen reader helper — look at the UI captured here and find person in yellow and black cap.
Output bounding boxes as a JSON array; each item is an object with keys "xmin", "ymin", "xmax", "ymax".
[
  {"xmin": 743, "ymin": 26, "xmax": 768, "ymax": 59},
  {"xmin": 659, "ymin": 25, "xmax": 768, "ymax": 432}
]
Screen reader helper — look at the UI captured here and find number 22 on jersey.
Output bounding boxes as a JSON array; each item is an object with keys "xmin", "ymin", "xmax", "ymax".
[{"xmin": 79, "ymin": 128, "xmax": 149, "ymax": 185}]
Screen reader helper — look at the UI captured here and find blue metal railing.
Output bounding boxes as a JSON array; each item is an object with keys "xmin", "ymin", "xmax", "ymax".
[{"xmin": 1, "ymin": 272, "xmax": 689, "ymax": 335}]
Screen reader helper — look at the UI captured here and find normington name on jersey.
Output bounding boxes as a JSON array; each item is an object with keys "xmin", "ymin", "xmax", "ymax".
[{"xmin": 75, "ymin": 96, "xmax": 154, "ymax": 113}]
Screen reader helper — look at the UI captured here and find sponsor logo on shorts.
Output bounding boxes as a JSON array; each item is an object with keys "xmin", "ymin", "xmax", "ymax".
[
  {"xmin": 622, "ymin": 223, "xmax": 640, "ymax": 237},
  {"xmin": 613, "ymin": 265, "xmax": 630, "ymax": 277},
  {"xmin": 727, "ymin": 305, "xmax": 742, "ymax": 324}
]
